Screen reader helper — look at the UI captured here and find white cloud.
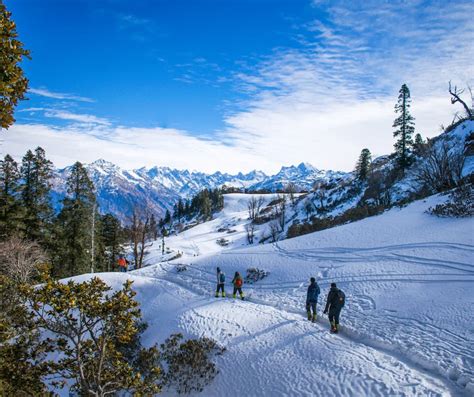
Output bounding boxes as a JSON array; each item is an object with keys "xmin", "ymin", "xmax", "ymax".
[
  {"xmin": 2, "ymin": 93, "xmax": 455, "ymax": 174},
  {"xmin": 43, "ymin": 110, "xmax": 111, "ymax": 126},
  {"xmin": 7, "ymin": 1, "xmax": 472, "ymax": 174},
  {"xmin": 4, "ymin": 123, "xmax": 273, "ymax": 173},
  {"xmin": 29, "ymin": 88, "xmax": 95, "ymax": 103}
]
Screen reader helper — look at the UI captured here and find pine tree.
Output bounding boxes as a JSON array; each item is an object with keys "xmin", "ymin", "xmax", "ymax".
[
  {"xmin": 55, "ymin": 162, "xmax": 96, "ymax": 277},
  {"xmin": 393, "ymin": 84, "xmax": 415, "ymax": 168},
  {"xmin": 0, "ymin": 155, "xmax": 24, "ymax": 239},
  {"xmin": 355, "ymin": 148, "xmax": 372, "ymax": 181},
  {"xmin": 164, "ymin": 209, "xmax": 171, "ymax": 225},
  {"xmin": 200, "ymin": 190, "xmax": 212, "ymax": 219},
  {"xmin": 20, "ymin": 147, "xmax": 54, "ymax": 243},
  {"xmin": 0, "ymin": 1, "xmax": 31, "ymax": 129},
  {"xmin": 100, "ymin": 214, "xmax": 123, "ymax": 271},
  {"xmin": 413, "ymin": 133, "xmax": 424, "ymax": 155},
  {"xmin": 177, "ymin": 198, "xmax": 184, "ymax": 222},
  {"xmin": 149, "ymin": 213, "xmax": 158, "ymax": 240}
]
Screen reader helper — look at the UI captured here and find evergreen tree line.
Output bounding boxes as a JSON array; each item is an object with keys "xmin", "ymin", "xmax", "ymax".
[
  {"xmin": 170, "ymin": 188, "xmax": 224, "ymax": 223},
  {"xmin": 0, "ymin": 147, "xmax": 127, "ymax": 278}
]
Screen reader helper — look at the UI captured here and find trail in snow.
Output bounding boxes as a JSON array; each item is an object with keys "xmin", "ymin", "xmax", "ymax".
[
  {"xmin": 134, "ymin": 265, "xmax": 458, "ymax": 397},
  {"xmin": 131, "ymin": 193, "xmax": 474, "ymax": 395}
]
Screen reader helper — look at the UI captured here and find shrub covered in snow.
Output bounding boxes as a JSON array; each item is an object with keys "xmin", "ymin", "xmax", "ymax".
[
  {"xmin": 160, "ymin": 333, "xmax": 225, "ymax": 394},
  {"xmin": 175, "ymin": 264, "xmax": 188, "ymax": 273},
  {"xmin": 245, "ymin": 267, "xmax": 269, "ymax": 284},
  {"xmin": 216, "ymin": 238, "xmax": 230, "ymax": 246},
  {"xmin": 428, "ymin": 184, "xmax": 474, "ymax": 217}
]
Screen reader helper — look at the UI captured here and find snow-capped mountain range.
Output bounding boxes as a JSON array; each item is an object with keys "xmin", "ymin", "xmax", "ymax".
[{"xmin": 51, "ymin": 160, "xmax": 347, "ymax": 222}]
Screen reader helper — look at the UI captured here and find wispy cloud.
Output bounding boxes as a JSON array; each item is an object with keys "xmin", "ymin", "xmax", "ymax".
[
  {"xmin": 29, "ymin": 88, "xmax": 95, "ymax": 103},
  {"xmin": 7, "ymin": 1, "xmax": 473, "ymax": 173},
  {"xmin": 43, "ymin": 110, "xmax": 111, "ymax": 126},
  {"xmin": 217, "ymin": 0, "xmax": 474, "ymax": 170},
  {"xmin": 173, "ymin": 56, "xmax": 223, "ymax": 86}
]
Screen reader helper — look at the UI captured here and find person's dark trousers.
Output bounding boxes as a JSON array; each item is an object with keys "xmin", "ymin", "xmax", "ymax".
[
  {"xmin": 306, "ymin": 302, "xmax": 317, "ymax": 320},
  {"xmin": 329, "ymin": 307, "xmax": 342, "ymax": 329},
  {"xmin": 215, "ymin": 283, "xmax": 225, "ymax": 297},
  {"xmin": 233, "ymin": 287, "xmax": 244, "ymax": 299}
]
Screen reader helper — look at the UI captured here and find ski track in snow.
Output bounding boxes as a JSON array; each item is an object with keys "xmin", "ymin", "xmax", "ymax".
[
  {"xmin": 130, "ymin": 194, "xmax": 474, "ymax": 396},
  {"xmin": 135, "ymin": 265, "xmax": 458, "ymax": 397}
]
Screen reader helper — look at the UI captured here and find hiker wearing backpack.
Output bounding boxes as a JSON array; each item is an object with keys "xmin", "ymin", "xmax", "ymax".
[
  {"xmin": 306, "ymin": 277, "xmax": 320, "ymax": 322},
  {"xmin": 231, "ymin": 271, "xmax": 245, "ymax": 300},
  {"xmin": 215, "ymin": 267, "xmax": 226, "ymax": 297},
  {"xmin": 323, "ymin": 282, "xmax": 345, "ymax": 333}
]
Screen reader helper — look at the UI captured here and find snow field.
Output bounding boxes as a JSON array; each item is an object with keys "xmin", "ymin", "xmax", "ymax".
[
  {"xmin": 133, "ymin": 193, "xmax": 474, "ymax": 396},
  {"xmin": 66, "ymin": 193, "xmax": 473, "ymax": 396}
]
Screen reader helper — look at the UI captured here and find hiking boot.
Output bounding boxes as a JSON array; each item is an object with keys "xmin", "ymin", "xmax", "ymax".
[
  {"xmin": 311, "ymin": 314, "xmax": 317, "ymax": 323},
  {"xmin": 222, "ymin": 292, "xmax": 226, "ymax": 298},
  {"xmin": 307, "ymin": 311, "xmax": 312, "ymax": 321},
  {"xmin": 232, "ymin": 294, "xmax": 236, "ymax": 299}
]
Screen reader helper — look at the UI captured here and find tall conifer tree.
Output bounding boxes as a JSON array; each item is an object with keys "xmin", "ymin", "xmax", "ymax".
[
  {"xmin": 393, "ymin": 84, "xmax": 415, "ymax": 168},
  {"xmin": 0, "ymin": 155, "xmax": 23, "ymax": 238},
  {"xmin": 21, "ymin": 147, "xmax": 53, "ymax": 243},
  {"xmin": 56, "ymin": 162, "xmax": 96, "ymax": 276}
]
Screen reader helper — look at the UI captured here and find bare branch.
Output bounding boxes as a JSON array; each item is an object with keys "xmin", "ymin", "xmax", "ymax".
[{"xmin": 449, "ymin": 81, "xmax": 473, "ymax": 119}]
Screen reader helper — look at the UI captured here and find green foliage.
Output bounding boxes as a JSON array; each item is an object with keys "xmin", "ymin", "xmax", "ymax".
[
  {"xmin": 355, "ymin": 148, "xmax": 372, "ymax": 181},
  {"xmin": 0, "ymin": 155, "xmax": 24, "ymax": 238},
  {"xmin": 0, "ymin": 0, "xmax": 31, "ymax": 129},
  {"xmin": 54, "ymin": 162, "xmax": 97, "ymax": 276},
  {"xmin": 25, "ymin": 274, "xmax": 162, "ymax": 396},
  {"xmin": 177, "ymin": 188, "xmax": 225, "ymax": 221},
  {"xmin": 0, "ymin": 275, "xmax": 51, "ymax": 395},
  {"xmin": 160, "ymin": 333, "xmax": 225, "ymax": 394},
  {"xmin": 20, "ymin": 147, "xmax": 54, "ymax": 244},
  {"xmin": 100, "ymin": 213, "xmax": 126, "ymax": 271},
  {"xmin": 393, "ymin": 84, "xmax": 415, "ymax": 168}
]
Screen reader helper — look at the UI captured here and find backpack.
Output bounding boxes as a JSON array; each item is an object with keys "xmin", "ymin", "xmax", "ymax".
[
  {"xmin": 219, "ymin": 272, "xmax": 225, "ymax": 283},
  {"xmin": 337, "ymin": 289, "xmax": 345, "ymax": 307},
  {"xmin": 235, "ymin": 277, "xmax": 243, "ymax": 287}
]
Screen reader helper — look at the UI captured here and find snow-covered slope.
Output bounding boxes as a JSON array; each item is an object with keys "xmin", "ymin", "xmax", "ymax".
[{"xmin": 72, "ymin": 192, "xmax": 474, "ymax": 396}]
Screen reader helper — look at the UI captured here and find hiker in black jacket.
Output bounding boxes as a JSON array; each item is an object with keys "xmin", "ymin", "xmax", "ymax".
[{"xmin": 323, "ymin": 282, "xmax": 345, "ymax": 333}]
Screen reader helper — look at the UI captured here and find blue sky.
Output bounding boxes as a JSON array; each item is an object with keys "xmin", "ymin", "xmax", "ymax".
[{"xmin": 4, "ymin": 0, "xmax": 474, "ymax": 173}]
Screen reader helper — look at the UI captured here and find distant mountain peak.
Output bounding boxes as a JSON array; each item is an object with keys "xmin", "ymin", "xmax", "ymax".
[{"xmin": 53, "ymin": 159, "xmax": 346, "ymax": 222}]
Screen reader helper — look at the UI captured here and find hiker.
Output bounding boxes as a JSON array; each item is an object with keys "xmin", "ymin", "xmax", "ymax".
[
  {"xmin": 231, "ymin": 271, "xmax": 244, "ymax": 300},
  {"xmin": 215, "ymin": 267, "xmax": 226, "ymax": 297},
  {"xmin": 117, "ymin": 255, "xmax": 127, "ymax": 273},
  {"xmin": 306, "ymin": 277, "xmax": 320, "ymax": 322},
  {"xmin": 323, "ymin": 282, "xmax": 345, "ymax": 333}
]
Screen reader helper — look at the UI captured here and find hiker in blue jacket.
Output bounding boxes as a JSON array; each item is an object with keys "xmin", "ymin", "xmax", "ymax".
[
  {"xmin": 215, "ymin": 267, "xmax": 226, "ymax": 297},
  {"xmin": 306, "ymin": 277, "xmax": 320, "ymax": 322}
]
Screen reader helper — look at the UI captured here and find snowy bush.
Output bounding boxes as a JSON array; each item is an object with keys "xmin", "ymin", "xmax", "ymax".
[
  {"xmin": 160, "ymin": 333, "xmax": 225, "ymax": 394},
  {"xmin": 175, "ymin": 264, "xmax": 188, "ymax": 273},
  {"xmin": 216, "ymin": 238, "xmax": 230, "ymax": 246},
  {"xmin": 245, "ymin": 267, "xmax": 269, "ymax": 284},
  {"xmin": 428, "ymin": 184, "xmax": 474, "ymax": 217}
]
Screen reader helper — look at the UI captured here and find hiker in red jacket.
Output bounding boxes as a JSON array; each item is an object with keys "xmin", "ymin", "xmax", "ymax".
[
  {"xmin": 231, "ymin": 271, "xmax": 245, "ymax": 300},
  {"xmin": 117, "ymin": 256, "xmax": 127, "ymax": 273}
]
